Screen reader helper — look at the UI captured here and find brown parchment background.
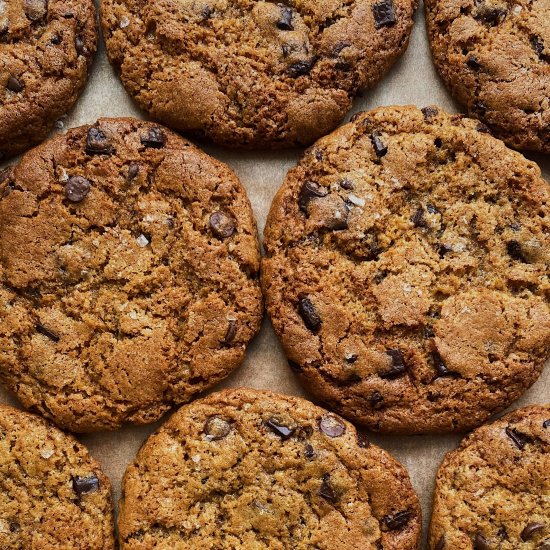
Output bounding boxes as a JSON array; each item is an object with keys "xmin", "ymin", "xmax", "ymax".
[{"xmin": 0, "ymin": 2, "xmax": 549, "ymax": 546}]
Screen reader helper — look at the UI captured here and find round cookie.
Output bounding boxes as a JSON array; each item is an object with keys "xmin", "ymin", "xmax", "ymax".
[
  {"xmin": 262, "ymin": 105, "xmax": 550, "ymax": 434},
  {"xmin": 425, "ymin": 0, "xmax": 550, "ymax": 153},
  {"xmin": 428, "ymin": 404, "xmax": 550, "ymax": 549},
  {"xmin": 118, "ymin": 387, "xmax": 422, "ymax": 549},
  {"xmin": 100, "ymin": 0, "xmax": 417, "ymax": 149},
  {"xmin": 0, "ymin": 403, "xmax": 115, "ymax": 549},
  {"xmin": 0, "ymin": 0, "xmax": 97, "ymax": 160},
  {"xmin": 0, "ymin": 118, "xmax": 263, "ymax": 432}
]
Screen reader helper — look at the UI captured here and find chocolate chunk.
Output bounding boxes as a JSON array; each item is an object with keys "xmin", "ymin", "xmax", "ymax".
[
  {"xmin": 297, "ymin": 296, "xmax": 321, "ymax": 332},
  {"xmin": 72, "ymin": 474, "xmax": 99, "ymax": 498},
  {"xmin": 36, "ymin": 323, "xmax": 59, "ymax": 343},
  {"xmin": 332, "ymin": 41, "xmax": 352, "ymax": 57},
  {"xmin": 427, "ymin": 203, "xmax": 441, "ymax": 215},
  {"xmin": 506, "ymin": 240, "xmax": 528, "ymax": 262},
  {"xmin": 319, "ymin": 414, "xmax": 346, "ymax": 437},
  {"xmin": 372, "ymin": 0, "xmax": 396, "ymax": 28},
  {"xmin": 473, "ymin": 533, "xmax": 491, "ymax": 550},
  {"xmin": 127, "ymin": 163, "xmax": 140, "ymax": 181},
  {"xmin": 424, "ymin": 325, "xmax": 435, "ymax": 338},
  {"xmin": 318, "ymin": 474, "xmax": 337, "ymax": 502},
  {"xmin": 276, "ymin": 6, "xmax": 293, "ymax": 30},
  {"xmin": 345, "ymin": 353, "xmax": 358, "ymax": 364},
  {"xmin": 209, "ymin": 211, "xmax": 236, "ymax": 239},
  {"xmin": 367, "ymin": 391, "xmax": 384, "ymax": 409},
  {"xmin": 435, "ymin": 536, "xmax": 445, "ymax": 550},
  {"xmin": 476, "ymin": 6, "xmax": 507, "ymax": 26},
  {"xmin": 505, "ymin": 426, "xmax": 531, "ymax": 449},
  {"xmin": 411, "ymin": 206, "xmax": 426, "ymax": 227},
  {"xmin": 466, "ymin": 56, "xmax": 482, "ymax": 70},
  {"xmin": 265, "ymin": 417, "xmax": 295, "ymax": 440},
  {"xmin": 288, "ymin": 57, "xmax": 317, "ymax": 77},
  {"xmin": 85, "ymin": 128, "xmax": 114, "ymax": 155},
  {"xmin": 370, "ymin": 131, "xmax": 388, "ymax": 157},
  {"xmin": 521, "ymin": 523, "xmax": 545, "ymax": 541},
  {"xmin": 50, "ymin": 34, "xmax": 61, "ymax": 45},
  {"xmin": 141, "ymin": 127, "xmax": 165, "ymax": 148},
  {"xmin": 380, "ymin": 510, "xmax": 412, "ymax": 531},
  {"xmin": 299, "ymin": 181, "xmax": 328, "ymax": 213},
  {"xmin": 531, "ymin": 36, "xmax": 549, "ymax": 62},
  {"xmin": 65, "ymin": 176, "xmax": 91, "ymax": 203},
  {"xmin": 438, "ymin": 243, "xmax": 453, "ymax": 258},
  {"xmin": 6, "ymin": 76, "xmax": 23, "ymax": 93},
  {"xmin": 304, "ymin": 444, "xmax": 315, "ymax": 459},
  {"xmin": 204, "ymin": 416, "xmax": 231, "ymax": 440},
  {"xmin": 432, "ymin": 351, "xmax": 458, "ymax": 378},
  {"xmin": 357, "ymin": 432, "xmax": 370, "ymax": 448},
  {"xmin": 421, "ymin": 106, "xmax": 439, "ymax": 120},
  {"xmin": 24, "ymin": 0, "xmax": 47, "ymax": 21},
  {"xmin": 543, "ymin": 419, "xmax": 550, "ymax": 429},
  {"xmin": 223, "ymin": 320, "xmax": 237, "ymax": 345},
  {"xmin": 381, "ymin": 349, "xmax": 407, "ymax": 379},
  {"xmin": 339, "ymin": 178, "xmax": 354, "ymax": 190}
]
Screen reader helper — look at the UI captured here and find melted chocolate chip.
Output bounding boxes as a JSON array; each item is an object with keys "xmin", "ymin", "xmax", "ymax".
[
  {"xmin": 127, "ymin": 163, "xmax": 140, "ymax": 181},
  {"xmin": 204, "ymin": 416, "xmax": 231, "ymax": 440},
  {"xmin": 304, "ymin": 444, "xmax": 315, "ymax": 458},
  {"xmin": 466, "ymin": 56, "xmax": 482, "ymax": 70},
  {"xmin": 432, "ymin": 351, "xmax": 458, "ymax": 378},
  {"xmin": 370, "ymin": 131, "xmax": 388, "ymax": 157},
  {"xmin": 36, "ymin": 323, "xmax": 59, "ymax": 343},
  {"xmin": 427, "ymin": 203, "xmax": 441, "ymax": 215},
  {"xmin": 357, "ymin": 432, "xmax": 370, "ymax": 448},
  {"xmin": 209, "ymin": 211, "xmax": 236, "ymax": 239},
  {"xmin": 6, "ymin": 76, "xmax": 23, "ymax": 93},
  {"xmin": 381, "ymin": 349, "xmax": 407, "ymax": 379},
  {"xmin": 85, "ymin": 128, "xmax": 114, "ymax": 155},
  {"xmin": 345, "ymin": 353, "xmax": 358, "ymax": 364},
  {"xmin": 288, "ymin": 57, "xmax": 317, "ymax": 77},
  {"xmin": 72, "ymin": 474, "xmax": 99, "ymax": 498},
  {"xmin": 473, "ymin": 533, "xmax": 491, "ymax": 550},
  {"xmin": 318, "ymin": 474, "xmax": 337, "ymax": 502},
  {"xmin": 506, "ymin": 240, "xmax": 528, "ymax": 262},
  {"xmin": 521, "ymin": 523, "xmax": 545, "ymax": 541},
  {"xmin": 367, "ymin": 391, "xmax": 384, "ymax": 409},
  {"xmin": 297, "ymin": 296, "xmax": 321, "ymax": 332},
  {"xmin": 411, "ymin": 206, "xmax": 426, "ymax": 227},
  {"xmin": 435, "ymin": 536, "xmax": 445, "ymax": 550},
  {"xmin": 421, "ymin": 106, "xmax": 439, "ymax": 120},
  {"xmin": 24, "ymin": 0, "xmax": 47, "ymax": 21},
  {"xmin": 372, "ymin": 0, "xmax": 396, "ymax": 28},
  {"xmin": 543, "ymin": 419, "xmax": 550, "ymax": 429},
  {"xmin": 141, "ymin": 127, "xmax": 165, "ymax": 148},
  {"xmin": 276, "ymin": 6, "xmax": 293, "ymax": 30},
  {"xmin": 531, "ymin": 36, "xmax": 549, "ymax": 62},
  {"xmin": 380, "ymin": 510, "xmax": 412, "ymax": 531},
  {"xmin": 319, "ymin": 414, "xmax": 346, "ymax": 437},
  {"xmin": 223, "ymin": 320, "xmax": 237, "ymax": 345},
  {"xmin": 476, "ymin": 6, "xmax": 507, "ymax": 26},
  {"xmin": 339, "ymin": 178, "xmax": 354, "ymax": 190},
  {"xmin": 65, "ymin": 176, "xmax": 91, "ymax": 203},
  {"xmin": 298, "ymin": 181, "xmax": 328, "ymax": 212},
  {"xmin": 265, "ymin": 417, "xmax": 295, "ymax": 440},
  {"xmin": 505, "ymin": 426, "xmax": 531, "ymax": 449}
]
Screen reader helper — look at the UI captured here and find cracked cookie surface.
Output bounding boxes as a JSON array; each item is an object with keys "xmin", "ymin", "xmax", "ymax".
[
  {"xmin": 0, "ymin": 118, "xmax": 262, "ymax": 432},
  {"xmin": 426, "ymin": 0, "xmax": 550, "ymax": 153},
  {"xmin": 118, "ymin": 387, "xmax": 421, "ymax": 549},
  {"xmin": 429, "ymin": 404, "xmax": 550, "ymax": 550},
  {"xmin": 0, "ymin": 0, "xmax": 97, "ymax": 160},
  {"xmin": 262, "ymin": 105, "xmax": 550, "ymax": 434},
  {"xmin": 0, "ymin": 403, "xmax": 115, "ymax": 549},
  {"xmin": 100, "ymin": 0, "xmax": 416, "ymax": 149}
]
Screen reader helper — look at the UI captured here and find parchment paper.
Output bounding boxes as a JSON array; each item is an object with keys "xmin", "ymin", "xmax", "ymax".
[{"xmin": 1, "ymin": 3, "xmax": 548, "ymax": 546}]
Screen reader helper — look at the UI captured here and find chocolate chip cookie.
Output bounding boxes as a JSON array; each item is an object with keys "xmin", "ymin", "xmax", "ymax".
[
  {"xmin": 100, "ymin": 0, "xmax": 416, "ymax": 149},
  {"xmin": 118, "ymin": 387, "xmax": 421, "ymax": 549},
  {"xmin": 0, "ymin": 0, "xmax": 97, "ymax": 160},
  {"xmin": 0, "ymin": 403, "xmax": 115, "ymax": 548},
  {"xmin": 429, "ymin": 404, "xmax": 550, "ymax": 549},
  {"xmin": 426, "ymin": 0, "xmax": 550, "ymax": 153},
  {"xmin": 0, "ymin": 118, "xmax": 262, "ymax": 432},
  {"xmin": 262, "ymin": 105, "xmax": 550, "ymax": 434}
]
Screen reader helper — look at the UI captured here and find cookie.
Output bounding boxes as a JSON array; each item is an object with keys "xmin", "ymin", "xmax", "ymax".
[
  {"xmin": 428, "ymin": 404, "xmax": 550, "ymax": 549},
  {"xmin": 0, "ymin": 403, "xmax": 115, "ymax": 548},
  {"xmin": 262, "ymin": 105, "xmax": 550, "ymax": 434},
  {"xmin": 425, "ymin": 0, "xmax": 550, "ymax": 153},
  {"xmin": 0, "ymin": 0, "xmax": 97, "ymax": 160},
  {"xmin": 118, "ymin": 387, "xmax": 422, "ymax": 549},
  {"xmin": 0, "ymin": 118, "xmax": 263, "ymax": 432},
  {"xmin": 100, "ymin": 0, "xmax": 416, "ymax": 149}
]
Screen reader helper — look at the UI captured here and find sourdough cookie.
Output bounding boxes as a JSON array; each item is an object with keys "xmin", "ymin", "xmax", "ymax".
[
  {"xmin": 262, "ymin": 105, "xmax": 550, "ymax": 434},
  {"xmin": 426, "ymin": 0, "xmax": 550, "ymax": 153},
  {"xmin": 100, "ymin": 0, "xmax": 416, "ymax": 149},
  {"xmin": 429, "ymin": 404, "xmax": 550, "ymax": 549},
  {"xmin": 0, "ymin": 118, "xmax": 262, "ymax": 432},
  {"xmin": 0, "ymin": 0, "xmax": 97, "ymax": 160},
  {"xmin": 0, "ymin": 403, "xmax": 115, "ymax": 548},
  {"xmin": 118, "ymin": 387, "xmax": 421, "ymax": 549}
]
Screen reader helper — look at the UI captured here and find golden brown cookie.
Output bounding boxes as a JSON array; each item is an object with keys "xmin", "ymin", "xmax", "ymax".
[
  {"xmin": 262, "ymin": 104, "xmax": 550, "ymax": 434},
  {"xmin": 425, "ymin": 0, "xmax": 550, "ymax": 153},
  {"xmin": 100, "ymin": 0, "xmax": 417, "ymax": 148},
  {"xmin": 0, "ymin": 403, "xmax": 115, "ymax": 549},
  {"xmin": 429, "ymin": 404, "xmax": 550, "ymax": 549},
  {"xmin": 118, "ymin": 387, "xmax": 422, "ymax": 549},
  {"xmin": 0, "ymin": 0, "xmax": 97, "ymax": 160},
  {"xmin": 0, "ymin": 118, "xmax": 262, "ymax": 432}
]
